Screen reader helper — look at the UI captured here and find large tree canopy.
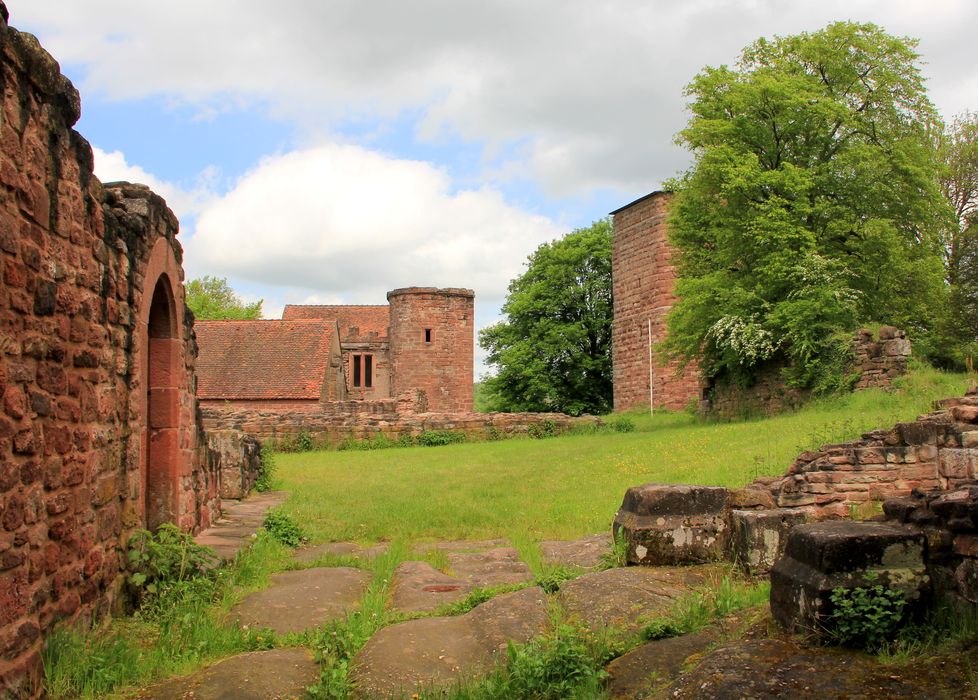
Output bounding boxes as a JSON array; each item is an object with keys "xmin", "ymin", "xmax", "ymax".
[
  {"xmin": 664, "ymin": 22, "xmax": 950, "ymax": 390},
  {"xmin": 186, "ymin": 276, "xmax": 263, "ymax": 320},
  {"xmin": 479, "ymin": 220, "xmax": 613, "ymax": 415}
]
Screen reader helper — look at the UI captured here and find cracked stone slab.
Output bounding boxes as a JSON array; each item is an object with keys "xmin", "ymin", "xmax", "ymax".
[
  {"xmin": 349, "ymin": 586, "xmax": 549, "ymax": 699},
  {"xmin": 134, "ymin": 648, "xmax": 319, "ymax": 699},
  {"xmin": 539, "ymin": 534, "xmax": 612, "ymax": 570},
  {"xmin": 231, "ymin": 566, "xmax": 372, "ymax": 635},
  {"xmin": 605, "ymin": 630, "xmax": 719, "ymax": 699},
  {"xmin": 391, "ymin": 560, "xmax": 474, "ymax": 613},
  {"xmin": 558, "ymin": 565, "xmax": 720, "ymax": 633},
  {"xmin": 447, "ymin": 547, "xmax": 534, "ymax": 586},
  {"xmin": 391, "ymin": 548, "xmax": 534, "ymax": 614}
]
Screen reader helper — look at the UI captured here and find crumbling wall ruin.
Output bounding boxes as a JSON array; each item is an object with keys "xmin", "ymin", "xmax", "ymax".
[{"xmin": 0, "ymin": 10, "xmax": 222, "ymax": 695}]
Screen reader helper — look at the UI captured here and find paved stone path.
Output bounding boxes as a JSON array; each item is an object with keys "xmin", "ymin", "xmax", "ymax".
[
  {"xmin": 135, "ymin": 648, "xmax": 318, "ymax": 700},
  {"xmin": 349, "ymin": 586, "xmax": 550, "ymax": 699},
  {"xmin": 293, "ymin": 540, "xmax": 389, "ymax": 564},
  {"xmin": 195, "ymin": 490, "xmax": 288, "ymax": 560},
  {"xmin": 232, "ymin": 566, "xmax": 373, "ymax": 635}
]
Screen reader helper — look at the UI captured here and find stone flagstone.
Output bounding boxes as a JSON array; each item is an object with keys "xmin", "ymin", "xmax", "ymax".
[
  {"xmin": 349, "ymin": 586, "xmax": 549, "ymax": 698},
  {"xmin": 558, "ymin": 565, "xmax": 719, "ymax": 633},
  {"xmin": 390, "ymin": 547, "xmax": 534, "ymax": 614},
  {"xmin": 135, "ymin": 649, "xmax": 319, "ymax": 700},
  {"xmin": 232, "ymin": 566, "xmax": 372, "ymax": 635},
  {"xmin": 540, "ymin": 534, "xmax": 612, "ymax": 569}
]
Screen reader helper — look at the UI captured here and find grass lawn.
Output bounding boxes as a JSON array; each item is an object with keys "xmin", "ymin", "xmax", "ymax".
[{"xmin": 276, "ymin": 364, "xmax": 972, "ymax": 544}]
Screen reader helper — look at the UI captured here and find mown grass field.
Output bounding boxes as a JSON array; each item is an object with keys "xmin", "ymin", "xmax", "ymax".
[{"xmin": 276, "ymin": 364, "xmax": 972, "ymax": 544}]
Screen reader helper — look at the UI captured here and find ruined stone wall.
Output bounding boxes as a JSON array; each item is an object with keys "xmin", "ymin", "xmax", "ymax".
[
  {"xmin": 852, "ymin": 326, "xmax": 912, "ymax": 390},
  {"xmin": 388, "ymin": 287, "xmax": 474, "ymax": 413},
  {"xmin": 707, "ymin": 327, "xmax": 913, "ymax": 417},
  {"xmin": 200, "ymin": 404, "xmax": 594, "ymax": 447},
  {"xmin": 760, "ymin": 393, "xmax": 978, "ymax": 518},
  {"xmin": 0, "ymin": 12, "xmax": 219, "ymax": 694},
  {"xmin": 611, "ymin": 192, "xmax": 702, "ymax": 413}
]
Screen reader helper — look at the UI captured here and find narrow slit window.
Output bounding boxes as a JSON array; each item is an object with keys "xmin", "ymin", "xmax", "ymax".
[
  {"xmin": 424, "ymin": 328, "xmax": 432, "ymax": 343},
  {"xmin": 364, "ymin": 354, "xmax": 373, "ymax": 388},
  {"xmin": 352, "ymin": 354, "xmax": 362, "ymax": 387}
]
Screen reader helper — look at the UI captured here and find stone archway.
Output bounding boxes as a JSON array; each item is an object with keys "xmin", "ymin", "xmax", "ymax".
[{"xmin": 146, "ymin": 274, "xmax": 179, "ymax": 530}]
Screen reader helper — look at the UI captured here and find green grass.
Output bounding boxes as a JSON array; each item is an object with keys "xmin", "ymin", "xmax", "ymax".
[{"xmin": 276, "ymin": 365, "xmax": 970, "ymax": 544}]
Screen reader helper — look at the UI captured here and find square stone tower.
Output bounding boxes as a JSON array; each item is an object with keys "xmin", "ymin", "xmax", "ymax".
[{"xmin": 611, "ymin": 192, "xmax": 702, "ymax": 412}]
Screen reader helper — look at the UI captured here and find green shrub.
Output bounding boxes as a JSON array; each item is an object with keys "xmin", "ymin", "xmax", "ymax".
[
  {"xmin": 262, "ymin": 509, "xmax": 305, "ymax": 547},
  {"xmin": 126, "ymin": 524, "xmax": 219, "ymax": 603},
  {"xmin": 827, "ymin": 575, "xmax": 907, "ymax": 650},
  {"xmin": 608, "ymin": 416, "xmax": 635, "ymax": 433},
  {"xmin": 527, "ymin": 420, "xmax": 557, "ymax": 439},
  {"xmin": 416, "ymin": 430, "xmax": 466, "ymax": 447}
]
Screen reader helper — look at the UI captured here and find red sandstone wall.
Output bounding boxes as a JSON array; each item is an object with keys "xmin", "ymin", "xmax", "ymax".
[
  {"xmin": 611, "ymin": 192, "xmax": 701, "ymax": 412},
  {"xmin": 387, "ymin": 288, "xmax": 474, "ymax": 413},
  {"xmin": 0, "ymin": 13, "xmax": 218, "ymax": 694}
]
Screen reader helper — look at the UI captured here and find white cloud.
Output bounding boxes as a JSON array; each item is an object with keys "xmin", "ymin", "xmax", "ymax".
[
  {"xmin": 19, "ymin": 0, "xmax": 978, "ymax": 198},
  {"xmin": 183, "ymin": 143, "xmax": 562, "ymax": 307},
  {"xmin": 92, "ymin": 147, "xmax": 217, "ymax": 220}
]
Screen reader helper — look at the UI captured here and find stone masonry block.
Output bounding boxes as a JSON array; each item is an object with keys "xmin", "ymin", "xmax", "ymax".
[
  {"xmin": 770, "ymin": 521, "xmax": 928, "ymax": 635},
  {"xmin": 938, "ymin": 449, "xmax": 977, "ymax": 481},
  {"xmin": 731, "ymin": 508, "xmax": 809, "ymax": 575},
  {"xmin": 613, "ymin": 483, "xmax": 730, "ymax": 565}
]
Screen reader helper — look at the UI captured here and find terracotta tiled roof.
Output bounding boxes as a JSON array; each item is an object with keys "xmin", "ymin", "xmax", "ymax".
[
  {"xmin": 282, "ymin": 305, "xmax": 390, "ymax": 342},
  {"xmin": 194, "ymin": 319, "xmax": 334, "ymax": 400}
]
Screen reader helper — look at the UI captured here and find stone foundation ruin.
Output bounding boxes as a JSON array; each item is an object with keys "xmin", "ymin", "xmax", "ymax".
[{"xmin": 616, "ymin": 390, "xmax": 978, "ymax": 632}]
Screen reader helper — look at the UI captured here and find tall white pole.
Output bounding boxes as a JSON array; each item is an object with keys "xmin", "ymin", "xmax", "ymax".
[{"xmin": 648, "ymin": 318, "xmax": 654, "ymax": 416}]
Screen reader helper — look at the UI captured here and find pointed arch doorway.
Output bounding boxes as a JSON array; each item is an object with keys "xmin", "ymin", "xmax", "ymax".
[{"xmin": 145, "ymin": 275, "xmax": 179, "ymax": 530}]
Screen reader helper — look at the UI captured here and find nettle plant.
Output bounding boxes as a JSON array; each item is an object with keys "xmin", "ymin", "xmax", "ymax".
[{"xmin": 827, "ymin": 573, "xmax": 908, "ymax": 650}]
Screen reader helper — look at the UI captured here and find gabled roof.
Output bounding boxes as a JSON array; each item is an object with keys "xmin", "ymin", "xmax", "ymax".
[
  {"xmin": 282, "ymin": 304, "xmax": 390, "ymax": 342},
  {"xmin": 194, "ymin": 319, "xmax": 334, "ymax": 400}
]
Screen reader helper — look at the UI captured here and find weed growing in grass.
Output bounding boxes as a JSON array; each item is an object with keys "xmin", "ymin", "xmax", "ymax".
[
  {"xmin": 262, "ymin": 509, "xmax": 306, "ymax": 547},
  {"xmin": 43, "ymin": 533, "xmax": 292, "ymax": 699},
  {"xmin": 425, "ymin": 625, "xmax": 609, "ymax": 700},
  {"xmin": 534, "ymin": 565, "xmax": 582, "ymax": 594},
  {"xmin": 125, "ymin": 524, "xmax": 220, "ymax": 601},
  {"xmin": 600, "ymin": 529, "xmax": 629, "ymax": 570},
  {"xmin": 255, "ymin": 445, "xmax": 277, "ymax": 491},
  {"xmin": 640, "ymin": 575, "xmax": 770, "ymax": 642},
  {"xmin": 878, "ymin": 602, "xmax": 978, "ymax": 663},
  {"xmin": 307, "ymin": 542, "xmax": 407, "ymax": 699}
]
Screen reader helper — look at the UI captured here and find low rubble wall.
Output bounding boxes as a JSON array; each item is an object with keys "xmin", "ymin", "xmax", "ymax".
[{"xmin": 200, "ymin": 405, "xmax": 596, "ymax": 447}]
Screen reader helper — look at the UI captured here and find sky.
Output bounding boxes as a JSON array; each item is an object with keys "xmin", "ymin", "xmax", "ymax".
[{"xmin": 14, "ymin": 0, "xmax": 978, "ymax": 377}]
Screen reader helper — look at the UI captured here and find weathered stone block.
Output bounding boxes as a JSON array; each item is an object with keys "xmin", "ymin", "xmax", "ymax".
[
  {"xmin": 613, "ymin": 483, "xmax": 730, "ymax": 565},
  {"xmin": 770, "ymin": 521, "xmax": 927, "ymax": 635},
  {"xmin": 731, "ymin": 508, "xmax": 809, "ymax": 575}
]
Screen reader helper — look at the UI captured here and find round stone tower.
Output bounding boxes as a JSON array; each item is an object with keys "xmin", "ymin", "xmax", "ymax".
[{"xmin": 387, "ymin": 287, "xmax": 474, "ymax": 413}]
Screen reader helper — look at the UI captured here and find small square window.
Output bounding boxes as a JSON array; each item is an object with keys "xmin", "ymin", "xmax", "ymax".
[{"xmin": 424, "ymin": 328, "xmax": 432, "ymax": 343}]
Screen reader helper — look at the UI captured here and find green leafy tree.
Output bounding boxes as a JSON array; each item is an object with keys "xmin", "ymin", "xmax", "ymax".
[
  {"xmin": 480, "ymin": 220, "xmax": 613, "ymax": 415},
  {"xmin": 664, "ymin": 22, "xmax": 949, "ymax": 390},
  {"xmin": 185, "ymin": 276, "xmax": 263, "ymax": 320},
  {"xmin": 938, "ymin": 112, "xmax": 978, "ymax": 360}
]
